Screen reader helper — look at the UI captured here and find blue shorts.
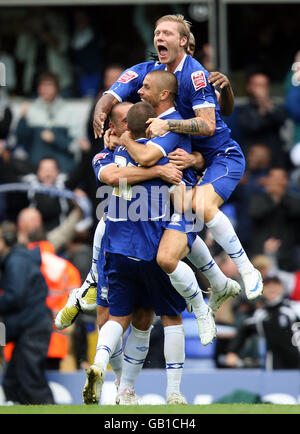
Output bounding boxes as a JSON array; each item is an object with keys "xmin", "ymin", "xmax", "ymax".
[
  {"xmin": 104, "ymin": 252, "xmax": 186, "ymax": 317},
  {"xmin": 197, "ymin": 146, "xmax": 245, "ymax": 202},
  {"xmin": 96, "ymin": 244, "xmax": 109, "ymax": 308},
  {"xmin": 164, "ymin": 213, "xmax": 197, "ymax": 251},
  {"xmin": 97, "ymin": 214, "xmax": 197, "ymax": 307}
]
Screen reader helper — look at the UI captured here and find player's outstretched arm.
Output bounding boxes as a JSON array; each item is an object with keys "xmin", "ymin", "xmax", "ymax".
[
  {"xmin": 120, "ymin": 131, "xmax": 164, "ymax": 167},
  {"xmin": 146, "ymin": 107, "xmax": 216, "ymax": 137},
  {"xmin": 93, "ymin": 93, "xmax": 119, "ymax": 139},
  {"xmin": 99, "ymin": 163, "xmax": 182, "ymax": 187},
  {"xmin": 208, "ymin": 71, "xmax": 234, "ymax": 117}
]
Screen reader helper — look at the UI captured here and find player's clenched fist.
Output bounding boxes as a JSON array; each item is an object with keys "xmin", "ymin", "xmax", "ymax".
[{"xmin": 146, "ymin": 118, "xmax": 169, "ymax": 138}]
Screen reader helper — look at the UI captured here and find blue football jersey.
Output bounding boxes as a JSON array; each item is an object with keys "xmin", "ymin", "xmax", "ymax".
[
  {"xmin": 105, "ymin": 61, "xmax": 164, "ymax": 104},
  {"xmin": 92, "ymin": 149, "xmax": 115, "ymax": 214},
  {"xmin": 103, "ymin": 139, "xmax": 171, "ymax": 261},
  {"xmin": 171, "ymin": 54, "xmax": 241, "ymax": 165},
  {"xmin": 148, "ymin": 107, "xmax": 197, "ymax": 187},
  {"xmin": 105, "ymin": 55, "xmax": 242, "ymax": 166},
  {"xmin": 92, "ymin": 149, "xmax": 115, "ymax": 187}
]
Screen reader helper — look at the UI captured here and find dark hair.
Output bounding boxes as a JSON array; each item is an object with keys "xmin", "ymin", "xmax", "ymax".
[
  {"xmin": 263, "ymin": 276, "xmax": 282, "ymax": 286},
  {"xmin": 37, "ymin": 72, "xmax": 60, "ymax": 90},
  {"xmin": 37, "ymin": 156, "xmax": 60, "ymax": 170},
  {"xmin": 126, "ymin": 101, "xmax": 156, "ymax": 139}
]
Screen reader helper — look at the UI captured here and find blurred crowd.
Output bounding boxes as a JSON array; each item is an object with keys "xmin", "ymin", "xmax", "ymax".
[{"xmin": 0, "ymin": 8, "xmax": 300, "ymax": 401}]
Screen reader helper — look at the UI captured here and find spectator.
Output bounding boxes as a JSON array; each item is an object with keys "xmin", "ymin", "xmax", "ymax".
[
  {"xmin": 0, "ymin": 88, "xmax": 18, "ymax": 219},
  {"xmin": 15, "ymin": 72, "xmax": 80, "ymax": 173},
  {"xmin": 284, "ymin": 50, "xmax": 300, "ymax": 148},
  {"xmin": 22, "ymin": 157, "xmax": 72, "ymax": 232},
  {"xmin": 225, "ymin": 143, "xmax": 272, "ymax": 249},
  {"xmin": 0, "ymin": 222, "xmax": 54, "ymax": 404},
  {"xmin": 252, "ymin": 238, "xmax": 300, "ymax": 304},
  {"xmin": 236, "ymin": 72, "xmax": 288, "ymax": 165},
  {"xmin": 225, "ymin": 277, "xmax": 300, "ymax": 370},
  {"xmin": 86, "ymin": 64, "xmax": 124, "ymax": 150},
  {"xmin": 244, "ymin": 143, "xmax": 272, "ymax": 191},
  {"xmin": 214, "ymin": 252, "xmax": 261, "ymax": 368},
  {"xmin": 0, "ymin": 89, "xmax": 12, "ymax": 141},
  {"xmin": 24, "ymin": 213, "xmax": 82, "ymax": 371},
  {"xmin": 15, "ymin": 8, "xmax": 73, "ymax": 97},
  {"xmin": 17, "ymin": 206, "xmax": 82, "ymax": 254},
  {"xmin": 0, "ymin": 44, "xmax": 16, "ymax": 94},
  {"xmin": 248, "ymin": 167, "xmax": 300, "ymax": 271},
  {"xmin": 71, "ymin": 9, "xmax": 103, "ymax": 97},
  {"xmin": 66, "ymin": 64, "xmax": 124, "ymax": 229},
  {"xmin": 198, "ymin": 43, "xmax": 215, "ymax": 72}
]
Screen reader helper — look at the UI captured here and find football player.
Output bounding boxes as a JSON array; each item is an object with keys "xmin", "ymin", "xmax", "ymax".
[{"xmin": 93, "ymin": 14, "xmax": 263, "ymax": 304}]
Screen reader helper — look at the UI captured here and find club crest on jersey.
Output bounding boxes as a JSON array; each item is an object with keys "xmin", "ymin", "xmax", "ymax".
[
  {"xmin": 118, "ymin": 70, "xmax": 138, "ymax": 84},
  {"xmin": 93, "ymin": 152, "xmax": 109, "ymax": 165},
  {"xmin": 191, "ymin": 70, "xmax": 206, "ymax": 91}
]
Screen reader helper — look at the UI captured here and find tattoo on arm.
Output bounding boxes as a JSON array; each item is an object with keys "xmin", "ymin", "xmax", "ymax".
[{"xmin": 167, "ymin": 108, "xmax": 216, "ymax": 136}]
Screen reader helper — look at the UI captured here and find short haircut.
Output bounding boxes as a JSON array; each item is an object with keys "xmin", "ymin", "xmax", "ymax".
[
  {"xmin": 268, "ymin": 165, "xmax": 287, "ymax": 173},
  {"xmin": 148, "ymin": 69, "xmax": 178, "ymax": 101},
  {"xmin": 38, "ymin": 156, "xmax": 60, "ymax": 170},
  {"xmin": 155, "ymin": 14, "xmax": 191, "ymax": 49},
  {"xmin": 110, "ymin": 102, "xmax": 133, "ymax": 124},
  {"xmin": 263, "ymin": 276, "xmax": 282, "ymax": 287},
  {"xmin": 126, "ymin": 101, "xmax": 156, "ymax": 139},
  {"xmin": 37, "ymin": 72, "xmax": 60, "ymax": 89},
  {"xmin": 147, "ymin": 70, "xmax": 178, "ymax": 102}
]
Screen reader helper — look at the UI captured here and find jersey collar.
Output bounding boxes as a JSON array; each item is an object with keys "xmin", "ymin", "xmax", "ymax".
[
  {"xmin": 158, "ymin": 106, "xmax": 176, "ymax": 119},
  {"xmin": 165, "ymin": 53, "xmax": 187, "ymax": 74}
]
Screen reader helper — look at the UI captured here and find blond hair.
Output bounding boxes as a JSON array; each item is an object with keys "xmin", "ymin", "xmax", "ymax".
[{"xmin": 155, "ymin": 14, "xmax": 191, "ymax": 48}]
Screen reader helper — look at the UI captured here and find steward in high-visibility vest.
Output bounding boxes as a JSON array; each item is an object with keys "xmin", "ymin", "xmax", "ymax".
[{"xmin": 28, "ymin": 241, "xmax": 81, "ymax": 363}]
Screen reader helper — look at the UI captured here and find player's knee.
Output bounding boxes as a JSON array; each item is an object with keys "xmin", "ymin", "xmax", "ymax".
[
  {"xmin": 132, "ymin": 308, "xmax": 154, "ymax": 330},
  {"xmin": 203, "ymin": 206, "xmax": 219, "ymax": 223},
  {"xmin": 97, "ymin": 306, "xmax": 109, "ymax": 329},
  {"xmin": 156, "ymin": 251, "xmax": 177, "ymax": 274}
]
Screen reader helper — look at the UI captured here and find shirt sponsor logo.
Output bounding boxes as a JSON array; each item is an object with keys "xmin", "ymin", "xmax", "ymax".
[
  {"xmin": 93, "ymin": 152, "xmax": 109, "ymax": 165},
  {"xmin": 191, "ymin": 70, "xmax": 206, "ymax": 91},
  {"xmin": 117, "ymin": 70, "xmax": 138, "ymax": 83}
]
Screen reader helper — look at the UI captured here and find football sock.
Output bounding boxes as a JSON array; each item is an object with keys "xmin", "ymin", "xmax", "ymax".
[
  {"xmin": 187, "ymin": 235, "xmax": 228, "ymax": 292},
  {"xmin": 168, "ymin": 261, "xmax": 208, "ymax": 317},
  {"xmin": 164, "ymin": 324, "xmax": 185, "ymax": 397},
  {"xmin": 109, "ymin": 336, "xmax": 123, "ymax": 381},
  {"xmin": 206, "ymin": 211, "xmax": 254, "ymax": 274},
  {"xmin": 80, "ymin": 218, "xmax": 106, "ymax": 292},
  {"xmin": 91, "ymin": 218, "xmax": 106, "ymax": 281},
  {"xmin": 119, "ymin": 325, "xmax": 151, "ymax": 393},
  {"xmin": 94, "ymin": 320, "xmax": 123, "ymax": 371}
]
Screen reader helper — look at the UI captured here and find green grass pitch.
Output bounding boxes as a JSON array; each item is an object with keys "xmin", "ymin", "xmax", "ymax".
[{"xmin": 0, "ymin": 404, "xmax": 300, "ymax": 414}]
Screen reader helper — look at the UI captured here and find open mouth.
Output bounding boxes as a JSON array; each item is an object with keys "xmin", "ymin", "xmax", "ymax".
[{"xmin": 157, "ymin": 45, "xmax": 168, "ymax": 57}]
